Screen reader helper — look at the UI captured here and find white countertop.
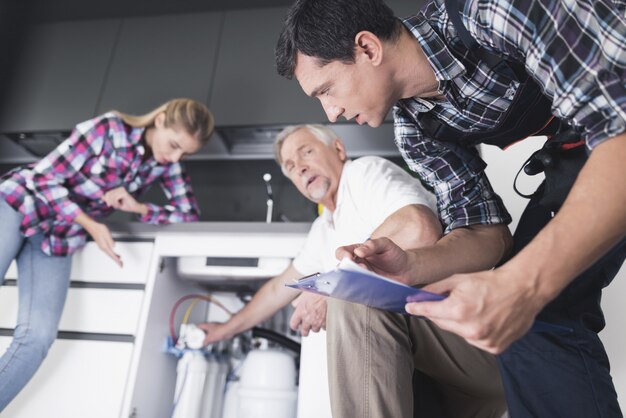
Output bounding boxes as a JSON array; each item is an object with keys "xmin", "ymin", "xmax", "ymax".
[{"xmin": 107, "ymin": 221, "xmax": 312, "ymax": 239}]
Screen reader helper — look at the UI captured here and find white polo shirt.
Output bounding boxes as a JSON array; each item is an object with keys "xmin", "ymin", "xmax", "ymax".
[
  {"xmin": 293, "ymin": 156, "xmax": 436, "ymax": 274},
  {"xmin": 291, "ymin": 156, "xmax": 436, "ymax": 418}
]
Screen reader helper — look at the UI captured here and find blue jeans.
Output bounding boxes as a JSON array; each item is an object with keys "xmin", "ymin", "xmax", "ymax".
[{"xmin": 0, "ymin": 199, "xmax": 72, "ymax": 411}]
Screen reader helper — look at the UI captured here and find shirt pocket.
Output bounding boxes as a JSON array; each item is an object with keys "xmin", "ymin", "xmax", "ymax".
[
  {"xmin": 84, "ymin": 154, "xmax": 106, "ymax": 175},
  {"xmin": 452, "ymin": 60, "xmax": 520, "ymax": 129},
  {"xmin": 94, "ymin": 154, "xmax": 130, "ymax": 181}
]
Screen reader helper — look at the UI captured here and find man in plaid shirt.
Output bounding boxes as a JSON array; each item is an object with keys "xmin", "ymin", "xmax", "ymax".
[{"xmin": 276, "ymin": 0, "xmax": 626, "ymax": 416}]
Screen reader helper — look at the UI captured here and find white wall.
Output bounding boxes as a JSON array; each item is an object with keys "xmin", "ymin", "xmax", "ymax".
[{"xmin": 480, "ymin": 138, "xmax": 625, "ymax": 408}]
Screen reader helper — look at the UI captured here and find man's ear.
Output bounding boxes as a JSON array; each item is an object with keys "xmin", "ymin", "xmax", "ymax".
[
  {"xmin": 333, "ymin": 139, "xmax": 348, "ymax": 161},
  {"xmin": 354, "ymin": 31, "xmax": 384, "ymax": 66}
]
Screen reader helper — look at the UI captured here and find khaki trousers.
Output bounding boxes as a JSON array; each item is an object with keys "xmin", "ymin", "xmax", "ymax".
[{"xmin": 326, "ymin": 299, "xmax": 506, "ymax": 418}]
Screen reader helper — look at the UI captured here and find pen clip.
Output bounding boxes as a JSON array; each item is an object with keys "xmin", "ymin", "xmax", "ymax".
[{"xmin": 295, "ymin": 272, "xmax": 321, "ymax": 283}]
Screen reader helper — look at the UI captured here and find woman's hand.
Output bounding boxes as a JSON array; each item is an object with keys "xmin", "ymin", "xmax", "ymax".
[
  {"xmin": 88, "ymin": 222, "xmax": 123, "ymax": 267},
  {"xmin": 75, "ymin": 212, "xmax": 123, "ymax": 267},
  {"xmin": 102, "ymin": 187, "xmax": 148, "ymax": 216}
]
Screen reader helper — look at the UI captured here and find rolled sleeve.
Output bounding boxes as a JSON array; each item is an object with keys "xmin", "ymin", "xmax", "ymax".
[
  {"xmin": 57, "ymin": 198, "xmax": 83, "ymax": 222},
  {"xmin": 139, "ymin": 163, "xmax": 200, "ymax": 224},
  {"xmin": 576, "ymin": 70, "xmax": 626, "ymax": 149},
  {"xmin": 393, "ymin": 110, "xmax": 511, "ymax": 233},
  {"xmin": 137, "ymin": 202, "xmax": 164, "ymax": 224}
]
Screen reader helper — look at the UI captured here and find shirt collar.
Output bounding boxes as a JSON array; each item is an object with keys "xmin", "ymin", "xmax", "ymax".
[
  {"xmin": 401, "ymin": 12, "xmax": 466, "ymax": 83},
  {"xmin": 132, "ymin": 125, "xmax": 162, "ymax": 168},
  {"xmin": 320, "ymin": 159, "xmax": 352, "ymax": 224},
  {"xmin": 132, "ymin": 126, "xmax": 147, "ymax": 158}
]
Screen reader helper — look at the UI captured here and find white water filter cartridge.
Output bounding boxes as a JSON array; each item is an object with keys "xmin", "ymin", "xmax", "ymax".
[{"xmin": 172, "ymin": 351, "xmax": 209, "ymax": 418}]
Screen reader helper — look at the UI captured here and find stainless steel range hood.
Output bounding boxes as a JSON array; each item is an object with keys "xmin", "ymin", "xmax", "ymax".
[
  {"xmin": 187, "ymin": 122, "xmax": 401, "ymax": 160},
  {"xmin": 0, "ymin": 122, "xmax": 400, "ymax": 164}
]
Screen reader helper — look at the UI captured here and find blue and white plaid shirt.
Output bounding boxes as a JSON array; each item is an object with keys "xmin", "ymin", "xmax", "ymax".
[{"xmin": 394, "ymin": 0, "xmax": 626, "ymax": 233}]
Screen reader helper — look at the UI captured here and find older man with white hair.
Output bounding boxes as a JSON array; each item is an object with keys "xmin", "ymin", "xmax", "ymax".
[{"xmin": 198, "ymin": 124, "xmax": 505, "ymax": 418}]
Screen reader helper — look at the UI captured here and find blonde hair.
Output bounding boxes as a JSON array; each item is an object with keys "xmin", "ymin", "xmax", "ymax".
[
  {"xmin": 274, "ymin": 124, "xmax": 338, "ymax": 166},
  {"xmin": 113, "ymin": 98, "xmax": 215, "ymax": 144}
]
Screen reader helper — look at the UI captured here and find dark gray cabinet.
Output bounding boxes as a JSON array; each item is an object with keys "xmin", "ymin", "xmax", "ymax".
[
  {"xmin": 96, "ymin": 12, "xmax": 222, "ymax": 115},
  {"xmin": 0, "ymin": 20, "xmax": 120, "ymax": 133},
  {"xmin": 0, "ymin": 1, "xmax": 418, "ymax": 142},
  {"xmin": 209, "ymin": 7, "xmax": 327, "ymax": 127}
]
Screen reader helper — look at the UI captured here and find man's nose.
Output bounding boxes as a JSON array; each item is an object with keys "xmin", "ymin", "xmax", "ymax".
[
  {"xmin": 296, "ymin": 161, "xmax": 308, "ymax": 174},
  {"xmin": 322, "ymin": 102, "xmax": 344, "ymax": 123}
]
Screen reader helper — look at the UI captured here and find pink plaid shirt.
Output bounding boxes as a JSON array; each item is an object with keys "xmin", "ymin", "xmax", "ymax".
[{"xmin": 0, "ymin": 113, "xmax": 200, "ymax": 256}]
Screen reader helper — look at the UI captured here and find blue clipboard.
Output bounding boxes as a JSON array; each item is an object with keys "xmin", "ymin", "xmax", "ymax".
[
  {"xmin": 286, "ymin": 258, "xmax": 444, "ymax": 314},
  {"xmin": 287, "ymin": 258, "xmax": 573, "ymax": 334}
]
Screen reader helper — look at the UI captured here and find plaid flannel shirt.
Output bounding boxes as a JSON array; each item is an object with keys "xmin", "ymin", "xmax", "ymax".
[
  {"xmin": 395, "ymin": 0, "xmax": 626, "ymax": 233},
  {"xmin": 0, "ymin": 113, "xmax": 200, "ymax": 256}
]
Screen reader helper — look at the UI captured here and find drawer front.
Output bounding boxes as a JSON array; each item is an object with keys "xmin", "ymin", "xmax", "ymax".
[
  {"xmin": 71, "ymin": 241, "xmax": 154, "ymax": 284},
  {"xmin": 3, "ymin": 242, "xmax": 154, "ymax": 284},
  {"xmin": 3, "ymin": 261, "xmax": 17, "ymax": 280},
  {"xmin": 0, "ymin": 286, "xmax": 143, "ymax": 335},
  {"xmin": 0, "ymin": 337, "xmax": 134, "ymax": 418}
]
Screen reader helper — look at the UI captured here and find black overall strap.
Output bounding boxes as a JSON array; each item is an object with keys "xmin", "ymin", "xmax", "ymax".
[
  {"xmin": 444, "ymin": 0, "xmax": 503, "ymax": 68},
  {"xmin": 422, "ymin": 0, "xmax": 508, "ymax": 147},
  {"xmin": 416, "ymin": 0, "xmax": 557, "ymax": 149},
  {"xmin": 443, "ymin": 0, "xmax": 584, "ymax": 210}
]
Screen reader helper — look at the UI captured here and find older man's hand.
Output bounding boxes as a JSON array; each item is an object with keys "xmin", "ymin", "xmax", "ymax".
[{"xmin": 289, "ymin": 293, "xmax": 327, "ymax": 336}]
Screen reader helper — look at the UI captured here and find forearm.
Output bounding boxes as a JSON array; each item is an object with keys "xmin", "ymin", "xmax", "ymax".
[
  {"xmin": 341, "ymin": 204, "xmax": 509, "ymax": 286},
  {"xmin": 501, "ymin": 132, "xmax": 626, "ymax": 304},
  {"xmin": 74, "ymin": 211, "xmax": 97, "ymax": 231},
  {"xmin": 371, "ymin": 204, "xmax": 442, "ymax": 249},
  {"xmin": 147, "ymin": 168, "xmax": 200, "ymax": 223},
  {"xmin": 221, "ymin": 265, "xmax": 302, "ymax": 337},
  {"xmin": 139, "ymin": 201, "xmax": 198, "ymax": 223},
  {"xmin": 132, "ymin": 203, "xmax": 149, "ymax": 217},
  {"xmin": 407, "ymin": 223, "xmax": 513, "ymax": 285}
]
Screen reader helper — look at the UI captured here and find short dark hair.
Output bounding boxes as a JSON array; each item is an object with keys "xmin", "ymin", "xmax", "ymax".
[{"xmin": 275, "ymin": 0, "xmax": 401, "ymax": 79}]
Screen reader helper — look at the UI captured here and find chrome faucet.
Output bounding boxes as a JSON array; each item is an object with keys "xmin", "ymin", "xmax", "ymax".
[{"xmin": 263, "ymin": 173, "xmax": 273, "ymax": 223}]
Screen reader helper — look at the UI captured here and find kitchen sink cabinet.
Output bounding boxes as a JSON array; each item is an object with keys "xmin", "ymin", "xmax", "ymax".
[
  {"xmin": 0, "ymin": 240, "xmax": 154, "ymax": 418},
  {"xmin": 0, "ymin": 337, "xmax": 134, "ymax": 418},
  {"xmin": 0, "ymin": 223, "xmax": 311, "ymax": 417}
]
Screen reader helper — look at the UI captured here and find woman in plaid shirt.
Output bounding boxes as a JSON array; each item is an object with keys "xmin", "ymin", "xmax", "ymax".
[{"xmin": 0, "ymin": 98, "xmax": 214, "ymax": 410}]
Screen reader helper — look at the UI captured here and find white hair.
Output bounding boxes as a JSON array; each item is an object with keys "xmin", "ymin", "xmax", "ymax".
[{"xmin": 274, "ymin": 124, "xmax": 339, "ymax": 168}]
